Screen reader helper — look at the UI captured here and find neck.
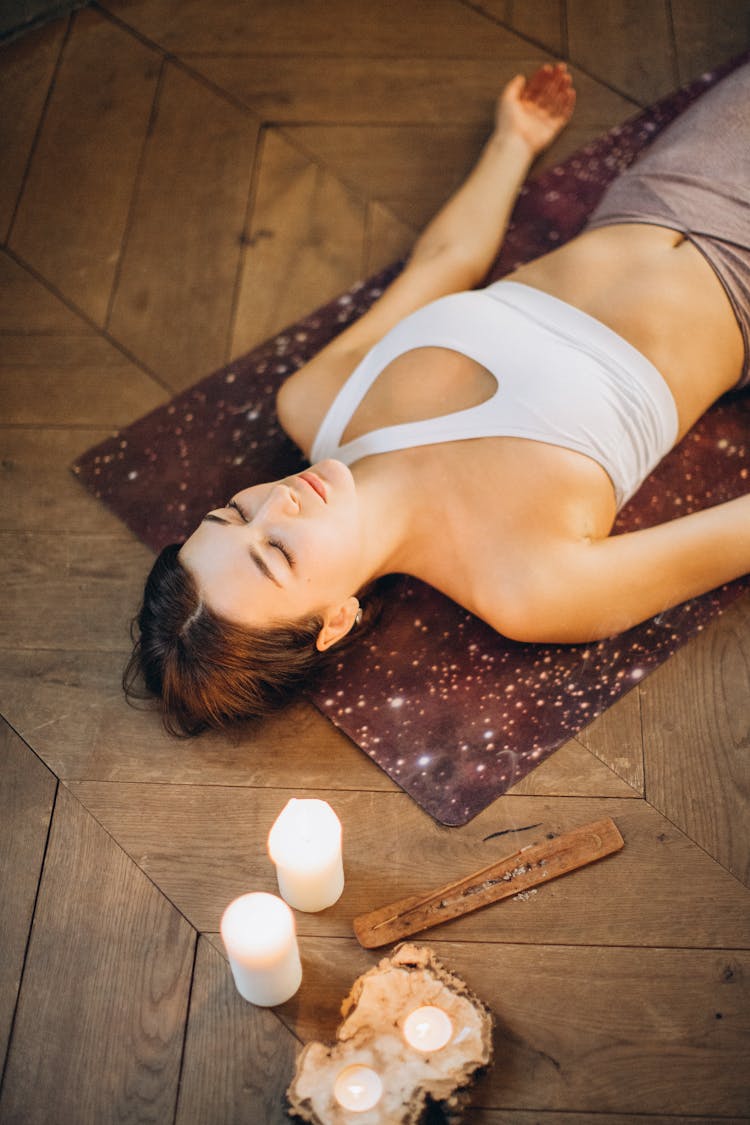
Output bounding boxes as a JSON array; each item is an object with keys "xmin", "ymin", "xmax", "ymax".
[{"xmin": 350, "ymin": 454, "xmax": 431, "ymax": 586}]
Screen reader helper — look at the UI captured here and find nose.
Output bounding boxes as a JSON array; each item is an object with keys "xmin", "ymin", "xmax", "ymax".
[{"xmin": 258, "ymin": 483, "xmax": 299, "ymax": 520}]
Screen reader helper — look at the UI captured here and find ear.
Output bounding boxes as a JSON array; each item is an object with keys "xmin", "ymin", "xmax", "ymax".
[{"xmin": 315, "ymin": 597, "xmax": 360, "ymax": 652}]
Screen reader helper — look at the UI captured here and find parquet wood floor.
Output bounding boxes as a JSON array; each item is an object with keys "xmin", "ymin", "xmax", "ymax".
[{"xmin": 1, "ymin": 2, "xmax": 749, "ymax": 1122}]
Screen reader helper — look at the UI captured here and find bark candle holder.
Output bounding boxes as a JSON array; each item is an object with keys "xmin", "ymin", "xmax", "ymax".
[{"xmin": 287, "ymin": 943, "xmax": 493, "ymax": 1124}]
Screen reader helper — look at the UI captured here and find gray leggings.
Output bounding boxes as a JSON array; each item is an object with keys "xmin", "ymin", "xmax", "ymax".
[{"xmin": 587, "ymin": 63, "xmax": 750, "ymax": 389}]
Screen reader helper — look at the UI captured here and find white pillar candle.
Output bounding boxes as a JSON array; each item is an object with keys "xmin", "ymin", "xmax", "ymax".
[
  {"xmin": 267, "ymin": 798, "xmax": 344, "ymax": 912},
  {"xmin": 333, "ymin": 1065, "xmax": 383, "ymax": 1112},
  {"xmin": 402, "ymin": 1005, "xmax": 454, "ymax": 1052},
  {"xmin": 220, "ymin": 892, "xmax": 302, "ymax": 1006}
]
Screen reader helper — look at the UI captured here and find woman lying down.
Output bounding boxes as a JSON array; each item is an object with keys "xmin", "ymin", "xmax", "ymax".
[{"xmin": 126, "ymin": 62, "xmax": 750, "ymax": 735}]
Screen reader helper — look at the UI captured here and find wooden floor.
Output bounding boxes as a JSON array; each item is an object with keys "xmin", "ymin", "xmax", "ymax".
[{"xmin": 1, "ymin": 2, "xmax": 750, "ymax": 1122}]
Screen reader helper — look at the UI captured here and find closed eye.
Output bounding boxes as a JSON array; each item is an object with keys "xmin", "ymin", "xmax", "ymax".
[
  {"xmin": 225, "ymin": 499, "xmax": 293, "ymax": 575},
  {"xmin": 269, "ymin": 538, "xmax": 295, "ymax": 568}
]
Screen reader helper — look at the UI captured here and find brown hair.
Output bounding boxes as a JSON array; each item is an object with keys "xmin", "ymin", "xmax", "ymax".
[{"xmin": 124, "ymin": 543, "xmax": 381, "ymax": 736}]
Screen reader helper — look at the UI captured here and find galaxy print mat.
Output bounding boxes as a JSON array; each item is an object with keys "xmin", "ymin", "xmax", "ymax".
[{"xmin": 73, "ymin": 56, "xmax": 750, "ymax": 826}]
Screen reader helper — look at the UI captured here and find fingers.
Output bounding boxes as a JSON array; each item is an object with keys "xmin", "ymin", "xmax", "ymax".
[{"xmin": 521, "ymin": 62, "xmax": 576, "ymax": 116}]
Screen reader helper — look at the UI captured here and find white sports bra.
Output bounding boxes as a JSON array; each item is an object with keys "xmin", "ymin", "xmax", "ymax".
[{"xmin": 311, "ymin": 280, "xmax": 678, "ymax": 509}]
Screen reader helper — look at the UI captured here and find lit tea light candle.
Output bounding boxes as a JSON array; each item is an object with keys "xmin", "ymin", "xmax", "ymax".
[
  {"xmin": 333, "ymin": 1065, "xmax": 383, "ymax": 1112},
  {"xmin": 220, "ymin": 892, "xmax": 302, "ymax": 1007},
  {"xmin": 403, "ymin": 1005, "xmax": 454, "ymax": 1052},
  {"xmin": 268, "ymin": 798, "xmax": 344, "ymax": 912}
]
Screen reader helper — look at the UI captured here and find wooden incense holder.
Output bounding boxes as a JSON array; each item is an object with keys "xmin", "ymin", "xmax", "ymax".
[
  {"xmin": 354, "ymin": 817, "xmax": 624, "ymax": 949},
  {"xmin": 287, "ymin": 943, "xmax": 493, "ymax": 1125}
]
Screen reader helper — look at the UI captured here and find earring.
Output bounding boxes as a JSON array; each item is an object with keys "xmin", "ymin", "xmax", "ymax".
[{"xmin": 354, "ymin": 608, "xmax": 363, "ymax": 627}]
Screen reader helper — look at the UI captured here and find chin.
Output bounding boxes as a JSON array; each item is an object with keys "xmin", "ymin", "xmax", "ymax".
[{"xmin": 315, "ymin": 458, "xmax": 354, "ymax": 490}]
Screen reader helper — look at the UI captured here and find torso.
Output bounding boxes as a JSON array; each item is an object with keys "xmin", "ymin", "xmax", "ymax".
[
  {"xmin": 279, "ymin": 223, "xmax": 745, "ymax": 626},
  {"xmin": 511, "ymin": 224, "xmax": 743, "ymax": 432}
]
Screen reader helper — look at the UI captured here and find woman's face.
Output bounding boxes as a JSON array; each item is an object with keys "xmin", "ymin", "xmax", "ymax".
[{"xmin": 179, "ymin": 459, "xmax": 365, "ymax": 640}]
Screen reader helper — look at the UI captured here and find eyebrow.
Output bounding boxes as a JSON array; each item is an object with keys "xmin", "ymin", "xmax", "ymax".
[{"xmin": 201, "ymin": 512, "xmax": 282, "ymax": 588}]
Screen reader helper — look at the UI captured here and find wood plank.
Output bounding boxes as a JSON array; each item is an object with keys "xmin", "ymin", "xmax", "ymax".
[
  {"xmin": 9, "ymin": 7, "xmax": 161, "ymax": 325},
  {"xmin": 101, "ymin": 0, "xmax": 534, "ymax": 57},
  {"xmin": 67, "ymin": 787, "xmax": 750, "ymax": 947},
  {"xmin": 277, "ymin": 937, "xmax": 750, "ymax": 1116},
  {"xmin": 283, "ymin": 121, "xmax": 485, "ymax": 231},
  {"xmin": 0, "ymin": 785, "xmax": 195, "ymax": 1125},
  {"xmin": 567, "ymin": 0, "xmax": 677, "ymax": 104},
  {"xmin": 281, "ymin": 71, "xmax": 634, "ymax": 230},
  {"xmin": 192, "ymin": 53, "xmax": 550, "ymax": 126},
  {"xmin": 466, "ymin": 1112, "xmax": 750, "ymax": 1124},
  {"xmin": 0, "ymin": 653, "xmax": 397, "ymax": 790},
  {"xmin": 0, "ymin": 250, "xmax": 94, "ymax": 332},
  {"xmin": 507, "ymin": 735, "xmax": 639, "ymax": 797},
  {"xmin": 577, "ymin": 685, "xmax": 644, "ymax": 794},
  {"xmin": 642, "ymin": 594, "xmax": 750, "ymax": 885},
  {"xmin": 0, "ymin": 720, "xmax": 56, "ymax": 1074},
  {"xmin": 0, "ymin": 428, "xmax": 134, "ymax": 535},
  {"xmin": 364, "ymin": 201, "xmax": 415, "ymax": 276},
  {"xmin": 109, "ymin": 62, "xmax": 259, "ymax": 390},
  {"xmin": 175, "ymin": 936, "xmax": 299, "ymax": 1125},
  {"xmin": 0, "ymin": 650, "xmax": 130, "ymax": 742},
  {"xmin": 353, "ymin": 818, "xmax": 625, "ymax": 949},
  {"xmin": 231, "ymin": 128, "xmax": 366, "ymax": 358},
  {"xmin": 672, "ymin": 0, "xmax": 750, "ymax": 84},
  {"xmin": 0, "ymin": 531, "xmax": 152, "ymax": 650},
  {"xmin": 472, "ymin": 0, "xmax": 565, "ymax": 57},
  {"xmin": 0, "ymin": 352, "xmax": 165, "ymax": 426},
  {"xmin": 0, "ymin": 17, "xmax": 66, "ymax": 240}
]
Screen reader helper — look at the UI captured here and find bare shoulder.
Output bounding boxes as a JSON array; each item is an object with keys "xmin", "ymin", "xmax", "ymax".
[
  {"xmin": 276, "ymin": 250, "xmax": 485, "ymax": 455},
  {"xmin": 276, "ymin": 344, "xmax": 365, "ymax": 457}
]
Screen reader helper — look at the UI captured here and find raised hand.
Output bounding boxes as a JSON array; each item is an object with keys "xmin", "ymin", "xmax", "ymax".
[{"xmin": 495, "ymin": 63, "xmax": 576, "ymax": 158}]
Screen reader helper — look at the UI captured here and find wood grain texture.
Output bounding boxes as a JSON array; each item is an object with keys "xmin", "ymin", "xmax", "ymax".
[
  {"xmin": 567, "ymin": 0, "xmax": 677, "ymax": 104},
  {"xmin": 472, "ymin": 0, "xmax": 565, "ymax": 57},
  {"xmin": 281, "ymin": 71, "xmax": 634, "ymax": 229},
  {"xmin": 0, "ymin": 649, "xmax": 131, "ymax": 743},
  {"xmin": 364, "ymin": 201, "xmax": 416, "ymax": 275},
  {"xmin": 0, "ymin": 785, "xmax": 195, "ymax": 1125},
  {"xmin": 0, "ymin": 532, "xmax": 150, "ymax": 651},
  {"xmin": 108, "ymin": 62, "xmax": 259, "ymax": 389},
  {"xmin": 0, "ymin": 250, "xmax": 93, "ymax": 331},
  {"xmin": 0, "ymin": 18, "xmax": 65, "ymax": 240},
  {"xmin": 281, "ymin": 121, "xmax": 487, "ymax": 230},
  {"xmin": 0, "ymin": 350, "xmax": 165, "ymax": 426},
  {"xmin": 576, "ymin": 685, "xmax": 644, "ymax": 793},
  {"xmin": 642, "ymin": 594, "xmax": 750, "ymax": 885},
  {"xmin": 672, "ymin": 0, "xmax": 750, "ymax": 83},
  {"xmin": 466, "ymin": 1113, "xmax": 750, "ymax": 1125},
  {"xmin": 68, "ymin": 787, "xmax": 750, "ymax": 948},
  {"xmin": 15, "ymin": 685, "xmax": 397, "ymax": 788},
  {"xmin": 353, "ymin": 818, "xmax": 625, "ymax": 948},
  {"xmin": 192, "ymin": 53, "xmax": 543, "ymax": 125},
  {"xmin": 0, "ymin": 427, "xmax": 133, "ymax": 534},
  {"xmin": 101, "ymin": 0, "xmax": 532, "ymax": 57},
  {"xmin": 231, "ymin": 128, "xmax": 366, "ymax": 358},
  {"xmin": 507, "ymin": 735, "xmax": 639, "ymax": 797},
  {"xmin": 0, "ymin": 721, "xmax": 56, "ymax": 1073},
  {"xmin": 9, "ymin": 7, "xmax": 161, "ymax": 325},
  {"xmin": 176, "ymin": 936, "xmax": 300, "ymax": 1125},
  {"xmin": 280, "ymin": 937, "xmax": 750, "ymax": 1116}
]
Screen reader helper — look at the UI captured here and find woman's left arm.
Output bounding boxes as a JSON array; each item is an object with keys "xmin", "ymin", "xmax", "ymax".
[
  {"xmin": 499, "ymin": 493, "xmax": 750, "ymax": 643},
  {"xmin": 408, "ymin": 63, "xmax": 576, "ymax": 289},
  {"xmin": 289, "ymin": 65, "xmax": 576, "ymax": 366}
]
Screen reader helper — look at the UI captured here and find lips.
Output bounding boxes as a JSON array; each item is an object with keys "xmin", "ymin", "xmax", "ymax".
[{"xmin": 298, "ymin": 471, "xmax": 327, "ymax": 502}]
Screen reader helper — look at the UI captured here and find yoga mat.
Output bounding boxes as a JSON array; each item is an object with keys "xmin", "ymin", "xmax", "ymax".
[{"xmin": 73, "ymin": 57, "xmax": 750, "ymax": 825}]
